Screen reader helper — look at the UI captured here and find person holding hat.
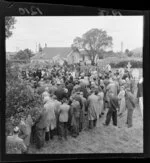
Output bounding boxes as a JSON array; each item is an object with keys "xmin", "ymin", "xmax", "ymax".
[{"xmin": 6, "ymin": 126, "xmax": 27, "ymax": 154}]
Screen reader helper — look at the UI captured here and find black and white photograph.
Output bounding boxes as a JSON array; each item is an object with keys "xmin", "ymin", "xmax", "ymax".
[{"xmin": 5, "ymin": 16, "xmax": 143, "ymax": 154}]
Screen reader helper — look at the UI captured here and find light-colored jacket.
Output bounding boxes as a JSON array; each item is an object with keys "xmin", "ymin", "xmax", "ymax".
[
  {"xmin": 44, "ymin": 100, "xmax": 57, "ymax": 130},
  {"xmin": 125, "ymin": 91, "xmax": 136, "ymax": 110},
  {"xmin": 87, "ymin": 94, "xmax": 99, "ymax": 120},
  {"xmin": 59, "ymin": 103, "xmax": 70, "ymax": 122},
  {"xmin": 6, "ymin": 135, "xmax": 27, "ymax": 154}
]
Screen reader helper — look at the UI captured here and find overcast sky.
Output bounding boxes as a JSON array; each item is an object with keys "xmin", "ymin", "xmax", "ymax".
[{"xmin": 6, "ymin": 16, "xmax": 143, "ymax": 53}]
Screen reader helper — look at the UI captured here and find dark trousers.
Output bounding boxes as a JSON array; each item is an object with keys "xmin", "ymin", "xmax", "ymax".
[
  {"xmin": 55, "ymin": 113, "xmax": 59, "ymax": 136},
  {"xmin": 45, "ymin": 129, "xmax": 55, "ymax": 141},
  {"xmin": 59, "ymin": 122, "xmax": 68, "ymax": 139},
  {"xmin": 35, "ymin": 127, "xmax": 45, "ymax": 149},
  {"xmin": 93, "ymin": 119, "xmax": 97, "ymax": 127},
  {"xmin": 71, "ymin": 117, "xmax": 80, "ymax": 137},
  {"xmin": 89, "ymin": 119, "xmax": 97, "ymax": 129},
  {"xmin": 30, "ymin": 125, "xmax": 36, "ymax": 144},
  {"xmin": 89, "ymin": 120, "xmax": 93, "ymax": 129},
  {"xmin": 127, "ymin": 109, "xmax": 134, "ymax": 127},
  {"xmin": 79, "ymin": 110, "xmax": 83, "ymax": 132},
  {"xmin": 105, "ymin": 109, "xmax": 117, "ymax": 126}
]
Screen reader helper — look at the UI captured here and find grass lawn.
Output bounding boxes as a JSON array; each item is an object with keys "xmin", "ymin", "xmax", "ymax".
[{"xmin": 28, "ymin": 105, "xmax": 143, "ymax": 154}]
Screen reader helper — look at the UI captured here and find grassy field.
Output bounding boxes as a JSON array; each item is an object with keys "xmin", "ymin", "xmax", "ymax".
[{"xmin": 29, "ymin": 105, "xmax": 143, "ymax": 154}]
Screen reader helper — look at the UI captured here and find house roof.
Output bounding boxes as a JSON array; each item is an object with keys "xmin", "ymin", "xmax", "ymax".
[
  {"xmin": 31, "ymin": 47, "xmax": 72, "ymax": 60},
  {"xmin": 6, "ymin": 52, "xmax": 17, "ymax": 56}
]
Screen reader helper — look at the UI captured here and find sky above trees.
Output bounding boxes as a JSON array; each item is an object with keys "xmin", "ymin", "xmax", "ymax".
[{"xmin": 6, "ymin": 16, "xmax": 143, "ymax": 53}]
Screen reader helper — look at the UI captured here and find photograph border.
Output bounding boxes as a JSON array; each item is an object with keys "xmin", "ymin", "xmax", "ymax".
[{"xmin": 0, "ymin": 1, "xmax": 150, "ymax": 161}]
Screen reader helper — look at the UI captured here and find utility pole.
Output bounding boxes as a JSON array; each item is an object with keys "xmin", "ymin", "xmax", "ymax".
[{"xmin": 121, "ymin": 42, "xmax": 123, "ymax": 53}]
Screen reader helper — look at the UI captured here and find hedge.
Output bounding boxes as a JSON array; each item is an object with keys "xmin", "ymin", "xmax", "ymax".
[{"xmin": 109, "ymin": 60, "xmax": 143, "ymax": 68}]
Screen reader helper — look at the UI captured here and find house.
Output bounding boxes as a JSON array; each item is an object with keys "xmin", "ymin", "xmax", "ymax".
[
  {"xmin": 30, "ymin": 45, "xmax": 95, "ymax": 65},
  {"xmin": 31, "ymin": 46, "xmax": 88, "ymax": 65},
  {"xmin": 31, "ymin": 47, "xmax": 72, "ymax": 65},
  {"xmin": 6, "ymin": 52, "xmax": 17, "ymax": 60},
  {"xmin": 67, "ymin": 50, "xmax": 82, "ymax": 64},
  {"xmin": 67, "ymin": 49, "xmax": 92, "ymax": 65}
]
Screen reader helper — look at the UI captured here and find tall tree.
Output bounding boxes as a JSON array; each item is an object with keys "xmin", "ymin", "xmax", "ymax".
[
  {"xmin": 125, "ymin": 49, "xmax": 133, "ymax": 57},
  {"xmin": 71, "ymin": 37, "xmax": 84, "ymax": 61},
  {"xmin": 5, "ymin": 17, "xmax": 16, "ymax": 38},
  {"xmin": 72, "ymin": 28, "xmax": 113, "ymax": 65}
]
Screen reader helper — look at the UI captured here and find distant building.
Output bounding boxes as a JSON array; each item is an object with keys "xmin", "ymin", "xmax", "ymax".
[
  {"xmin": 6, "ymin": 52, "xmax": 17, "ymax": 60},
  {"xmin": 31, "ymin": 47, "xmax": 72, "ymax": 64},
  {"xmin": 31, "ymin": 46, "xmax": 91, "ymax": 65}
]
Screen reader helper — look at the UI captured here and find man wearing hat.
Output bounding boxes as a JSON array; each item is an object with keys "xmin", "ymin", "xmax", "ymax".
[
  {"xmin": 55, "ymin": 82, "xmax": 68, "ymax": 101},
  {"xmin": 6, "ymin": 126, "xmax": 27, "ymax": 154}
]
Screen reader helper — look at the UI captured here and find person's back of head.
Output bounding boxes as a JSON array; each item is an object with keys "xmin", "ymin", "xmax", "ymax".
[
  {"xmin": 12, "ymin": 126, "xmax": 20, "ymax": 136},
  {"xmin": 95, "ymin": 90, "xmax": 99, "ymax": 95}
]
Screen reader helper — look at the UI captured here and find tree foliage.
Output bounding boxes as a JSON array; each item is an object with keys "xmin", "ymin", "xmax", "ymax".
[
  {"xmin": 125, "ymin": 49, "xmax": 133, "ymax": 57},
  {"xmin": 5, "ymin": 17, "xmax": 16, "ymax": 38},
  {"xmin": 13, "ymin": 49, "xmax": 35, "ymax": 62},
  {"xmin": 6, "ymin": 60, "xmax": 43, "ymax": 134},
  {"xmin": 72, "ymin": 28, "xmax": 113, "ymax": 65}
]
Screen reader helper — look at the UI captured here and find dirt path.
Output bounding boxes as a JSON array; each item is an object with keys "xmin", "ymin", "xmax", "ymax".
[{"xmin": 29, "ymin": 107, "xmax": 143, "ymax": 154}]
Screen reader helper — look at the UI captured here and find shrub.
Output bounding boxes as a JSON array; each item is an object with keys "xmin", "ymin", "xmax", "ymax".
[
  {"xmin": 6, "ymin": 61, "xmax": 43, "ymax": 134},
  {"xmin": 109, "ymin": 60, "xmax": 142, "ymax": 68}
]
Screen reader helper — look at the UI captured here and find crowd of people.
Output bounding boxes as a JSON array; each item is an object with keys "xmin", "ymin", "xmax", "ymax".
[{"xmin": 6, "ymin": 63, "xmax": 143, "ymax": 154}]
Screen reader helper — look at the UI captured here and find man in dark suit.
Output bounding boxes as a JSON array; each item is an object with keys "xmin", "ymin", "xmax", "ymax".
[
  {"xmin": 125, "ymin": 88, "xmax": 136, "ymax": 128},
  {"xmin": 55, "ymin": 83, "xmax": 68, "ymax": 101},
  {"xmin": 103, "ymin": 92, "xmax": 119, "ymax": 126},
  {"xmin": 35, "ymin": 108, "xmax": 48, "ymax": 149},
  {"xmin": 137, "ymin": 77, "xmax": 143, "ymax": 118}
]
